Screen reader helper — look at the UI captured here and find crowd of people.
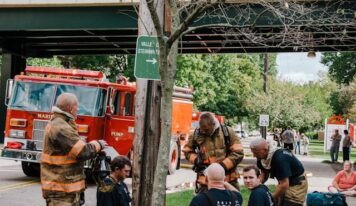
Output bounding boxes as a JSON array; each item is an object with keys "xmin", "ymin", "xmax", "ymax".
[
  {"xmin": 273, "ymin": 127, "xmax": 310, "ymax": 155},
  {"xmin": 39, "ymin": 93, "xmax": 354, "ymax": 206},
  {"xmin": 273, "ymin": 127, "xmax": 354, "ymax": 163}
]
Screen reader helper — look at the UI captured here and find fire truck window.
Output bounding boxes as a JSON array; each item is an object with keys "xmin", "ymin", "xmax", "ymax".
[
  {"xmin": 55, "ymin": 85, "xmax": 104, "ymax": 117},
  {"xmin": 124, "ymin": 93, "xmax": 132, "ymax": 116},
  {"xmin": 97, "ymin": 89, "xmax": 107, "ymax": 116},
  {"xmin": 9, "ymin": 82, "xmax": 55, "ymax": 112},
  {"xmin": 113, "ymin": 91, "xmax": 121, "ymax": 115}
]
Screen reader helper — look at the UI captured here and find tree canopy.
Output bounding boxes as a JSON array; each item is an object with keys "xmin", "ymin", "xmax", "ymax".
[
  {"xmin": 175, "ymin": 54, "xmax": 262, "ymax": 124},
  {"xmin": 246, "ymin": 74, "xmax": 335, "ymax": 131},
  {"xmin": 321, "ymin": 52, "xmax": 356, "ymax": 85}
]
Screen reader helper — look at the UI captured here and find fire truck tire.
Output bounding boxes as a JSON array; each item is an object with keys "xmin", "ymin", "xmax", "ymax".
[
  {"xmin": 168, "ymin": 141, "xmax": 179, "ymax": 175},
  {"xmin": 21, "ymin": 161, "xmax": 40, "ymax": 177}
]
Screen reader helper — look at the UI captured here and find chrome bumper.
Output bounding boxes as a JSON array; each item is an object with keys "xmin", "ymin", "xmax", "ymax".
[{"xmin": 0, "ymin": 148, "xmax": 41, "ymax": 163}]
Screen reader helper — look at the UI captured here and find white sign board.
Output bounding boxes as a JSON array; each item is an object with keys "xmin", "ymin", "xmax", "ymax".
[
  {"xmin": 324, "ymin": 123, "xmax": 346, "ymax": 152},
  {"xmin": 259, "ymin": 114, "xmax": 269, "ymax": 127}
]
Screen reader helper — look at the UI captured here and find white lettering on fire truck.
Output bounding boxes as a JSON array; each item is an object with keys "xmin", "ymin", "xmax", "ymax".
[
  {"xmin": 111, "ymin": 131, "xmax": 124, "ymax": 137},
  {"xmin": 38, "ymin": 114, "xmax": 52, "ymax": 119}
]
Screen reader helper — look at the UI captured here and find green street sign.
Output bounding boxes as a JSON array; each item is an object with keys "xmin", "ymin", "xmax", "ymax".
[{"xmin": 134, "ymin": 35, "xmax": 160, "ymax": 80}]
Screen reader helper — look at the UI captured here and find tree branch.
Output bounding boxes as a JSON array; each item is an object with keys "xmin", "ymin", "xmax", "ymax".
[
  {"xmin": 146, "ymin": 0, "xmax": 164, "ymax": 37},
  {"xmin": 167, "ymin": 0, "xmax": 226, "ymax": 49}
]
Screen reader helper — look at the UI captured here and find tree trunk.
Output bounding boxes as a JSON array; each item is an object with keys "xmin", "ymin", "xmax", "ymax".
[
  {"xmin": 151, "ymin": 34, "xmax": 177, "ymax": 206},
  {"xmin": 132, "ymin": 0, "xmax": 164, "ymax": 206}
]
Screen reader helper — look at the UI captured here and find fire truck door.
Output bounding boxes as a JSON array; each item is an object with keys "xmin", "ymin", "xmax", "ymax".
[{"xmin": 104, "ymin": 89, "xmax": 134, "ymax": 156}]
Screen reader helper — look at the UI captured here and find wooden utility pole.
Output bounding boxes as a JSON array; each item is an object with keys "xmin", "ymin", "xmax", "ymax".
[
  {"xmin": 132, "ymin": 1, "xmax": 164, "ymax": 206},
  {"xmin": 263, "ymin": 53, "xmax": 269, "ymax": 93},
  {"xmin": 261, "ymin": 53, "xmax": 269, "ymax": 138}
]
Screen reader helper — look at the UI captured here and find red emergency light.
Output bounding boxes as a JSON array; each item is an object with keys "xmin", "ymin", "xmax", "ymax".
[{"xmin": 25, "ymin": 66, "xmax": 104, "ymax": 80}]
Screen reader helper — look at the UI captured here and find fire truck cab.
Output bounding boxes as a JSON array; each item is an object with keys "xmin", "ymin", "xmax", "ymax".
[{"xmin": 0, "ymin": 66, "xmax": 193, "ymax": 176}]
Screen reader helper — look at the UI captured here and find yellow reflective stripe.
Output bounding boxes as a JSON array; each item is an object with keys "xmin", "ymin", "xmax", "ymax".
[
  {"xmin": 41, "ymin": 180, "xmax": 85, "ymax": 193},
  {"xmin": 68, "ymin": 140, "xmax": 86, "ymax": 159},
  {"xmin": 230, "ymin": 143, "xmax": 243, "ymax": 152},
  {"xmin": 89, "ymin": 141, "xmax": 101, "ymax": 153},
  {"xmin": 41, "ymin": 153, "xmax": 77, "ymax": 165},
  {"xmin": 41, "ymin": 140, "xmax": 85, "ymax": 165},
  {"xmin": 222, "ymin": 158, "xmax": 234, "ymax": 170},
  {"xmin": 224, "ymin": 171, "xmax": 239, "ymax": 182}
]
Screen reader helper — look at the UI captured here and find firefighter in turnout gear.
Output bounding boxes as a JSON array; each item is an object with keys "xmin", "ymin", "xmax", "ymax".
[
  {"xmin": 41, "ymin": 93, "xmax": 107, "ymax": 206},
  {"xmin": 183, "ymin": 112, "xmax": 244, "ymax": 193}
]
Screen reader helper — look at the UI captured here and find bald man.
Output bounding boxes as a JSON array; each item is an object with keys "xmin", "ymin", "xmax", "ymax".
[
  {"xmin": 250, "ymin": 138, "xmax": 307, "ymax": 206},
  {"xmin": 41, "ymin": 93, "xmax": 107, "ymax": 206},
  {"xmin": 189, "ymin": 163, "xmax": 243, "ymax": 206}
]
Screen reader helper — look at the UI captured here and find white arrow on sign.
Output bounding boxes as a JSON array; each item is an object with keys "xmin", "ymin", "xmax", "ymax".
[{"xmin": 146, "ymin": 58, "xmax": 157, "ymax": 65}]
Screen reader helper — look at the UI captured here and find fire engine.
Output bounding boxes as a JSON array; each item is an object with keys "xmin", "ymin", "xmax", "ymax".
[{"xmin": 0, "ymin": 66, "xmax": 193, "ymax": 176}]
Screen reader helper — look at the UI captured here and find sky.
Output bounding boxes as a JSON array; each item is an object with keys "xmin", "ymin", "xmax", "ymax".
[{"xmin": 277, "ymin": 52, "xmax": 328, "ymax": 84}]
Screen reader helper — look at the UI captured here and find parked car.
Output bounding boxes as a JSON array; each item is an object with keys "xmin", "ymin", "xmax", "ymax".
[{"xmin": 234, "ymin": 129, "xmax": 248, "ymax": 138}]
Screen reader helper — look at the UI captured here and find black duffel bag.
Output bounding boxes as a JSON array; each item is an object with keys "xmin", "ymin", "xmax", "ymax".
[{"xmin": 306, "ymin": 191, "xmax": 348, "ymax": 206}]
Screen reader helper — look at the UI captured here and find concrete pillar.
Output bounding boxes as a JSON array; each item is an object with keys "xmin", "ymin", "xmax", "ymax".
[{"xmin": 0, "ymin": 53, "xmax": 26, "ymax": 142}]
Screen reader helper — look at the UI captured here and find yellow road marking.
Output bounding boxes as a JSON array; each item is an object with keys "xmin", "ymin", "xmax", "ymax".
[
  {"xmin": 0, "ymin": 181, "xmax": 39, "ymax": 192},
  {"xmin": 0, "ymin": 180, "xmax": 40, "ymax": 192}
]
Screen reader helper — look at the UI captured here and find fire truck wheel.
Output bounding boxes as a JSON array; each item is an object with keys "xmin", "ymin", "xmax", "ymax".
[
  {"xmin": 168, "ymin": 141, "xmax": 179, "ymax": 175},
  {"xmin": 21, "ymin": 161, "xmax": 40, "ymax": 177}
]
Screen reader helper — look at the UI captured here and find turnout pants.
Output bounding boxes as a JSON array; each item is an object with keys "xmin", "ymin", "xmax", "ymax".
[
  {"xmin": 45, "ymin": 192, "xmax": 80, "ymax": 206},
  {"xmin": 279, "ymin": 174, "xmax": 308, "ymax": 206}
]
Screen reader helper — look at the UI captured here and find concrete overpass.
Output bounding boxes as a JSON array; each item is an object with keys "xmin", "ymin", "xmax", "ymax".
[{"xmin": 0, "ymin": 0, "xmax": 355, "ymax": 140}]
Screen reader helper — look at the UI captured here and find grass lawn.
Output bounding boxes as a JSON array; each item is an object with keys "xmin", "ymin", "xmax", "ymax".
[
  {"xmin": 166, "ymin": 185, "xmax": 275, "ymax": 206},
  {"xmin": 309, "ymin": 140, "xmax": 356, "ymax": 161}
]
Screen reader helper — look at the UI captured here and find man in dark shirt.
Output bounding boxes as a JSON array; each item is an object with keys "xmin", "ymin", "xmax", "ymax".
[
  {"xmin": 189, "ymin": 163, "xmax": 243, "ymax": 206},
  {"xmin": 97, "ymin": 155, "xmax": 131, "ymax": 206},
  {"xmin": 342, "ymin": 130, "xmax": 351, "ymax": 161},
  {"xmin": 250, "ymin": 138, "xmax": 308, "ymax": 206},
  {"xmin": 243, "ymin": 165, "xmax": 274, "ymax": 206}
]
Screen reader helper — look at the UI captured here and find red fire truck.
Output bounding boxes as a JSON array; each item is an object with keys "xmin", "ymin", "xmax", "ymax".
[{"xmin": 0, "ymin": 66, "xmax": 193, "ymax": 176}]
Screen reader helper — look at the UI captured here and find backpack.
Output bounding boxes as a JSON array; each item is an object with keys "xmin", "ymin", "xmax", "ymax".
[{"xmin": 306, "ymin": 191, "xmax": 348, "ymax": 206}]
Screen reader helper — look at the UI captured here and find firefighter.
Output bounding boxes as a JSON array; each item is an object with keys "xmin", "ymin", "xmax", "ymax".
[
  {"xmin": 97, "ymin": 155, "xmax": 132, "ymax": 206},
  {"xmin": 183, "ymin": 112, "xmax": 244, "ymax": 193},
  {"xmin": 41, "ymin": 93, "xmax": 107, "ymax": 206},
  {"xmin": 250, "ymin": 138, "xmax": 308, "ymax": 206}
]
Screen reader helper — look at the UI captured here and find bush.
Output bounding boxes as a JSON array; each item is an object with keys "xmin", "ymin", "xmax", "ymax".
[{"xmin": 305, "ymin": 131, "xmax": 318, "ymax": 140}]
